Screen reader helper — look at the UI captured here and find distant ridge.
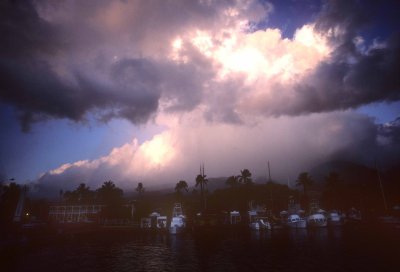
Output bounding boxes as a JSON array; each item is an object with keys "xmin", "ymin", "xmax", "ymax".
[{"xmin": 309, "ymin": 160, "xmax": 377, "ymax": 185}]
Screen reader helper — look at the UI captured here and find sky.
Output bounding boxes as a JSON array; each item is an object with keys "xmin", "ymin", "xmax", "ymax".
[{"xmin": 0, "ymin": 0, "xmax": 399, "ymax": 193}]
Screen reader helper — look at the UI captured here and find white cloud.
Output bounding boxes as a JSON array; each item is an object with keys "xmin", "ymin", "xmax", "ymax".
[
  {"xmin": 31, "ymin": 0, "xmax": 398, "ymax": 190},
  {"xmin": 43, "ymin": 109, "xmax": 377, "ymax": 189}
]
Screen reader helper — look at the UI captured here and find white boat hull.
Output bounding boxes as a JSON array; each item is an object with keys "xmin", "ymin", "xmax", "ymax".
[
  {"xmin": 169, "ymin": 226, "xmax": 184, "ymax": 234},
  {"xmin": 287, "ymin": 220, "xmax": 307, "ymax": 229},
  {"xmin": 286, "ymin": 214, "xmax": 307, "ymax": 229},
  {"xmin": 169, "ymin": 204, "xmax": 186, "ymax": 234},
  {"xmin": 249, "ymin": 222, "xmax": 260, "ymax": 230},
  {"xmin": 328, "ymin": 218, "xmax": 343, "ymax": 226},
  {"xmin": 249, "ymin": 219, "xmax": 271, "ymax": 230},
  {"xmin": 259, "ymin": 219, "xmax": 272, "ymax": 230},
  {"xmin": 307, "ymin": 214, "xmax": 328, "ymax": 228},
  {"xmin": 327, "ymin": 212, "xmax": 343, "ymax": 226}
]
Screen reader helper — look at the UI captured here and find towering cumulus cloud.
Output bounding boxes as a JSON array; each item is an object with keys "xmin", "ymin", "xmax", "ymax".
[{"xmin": 1, "ymin": 0, "xmax": 399, "ymax": 189}]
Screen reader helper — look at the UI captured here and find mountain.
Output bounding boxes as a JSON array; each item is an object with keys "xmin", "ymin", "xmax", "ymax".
[
  {"xmin": 309, "ymin": 160, "xmax": 378, "ymax": 186},
  {"xmin": 205, "ymin": 177, "xmax": 228, "ymax": 192}
]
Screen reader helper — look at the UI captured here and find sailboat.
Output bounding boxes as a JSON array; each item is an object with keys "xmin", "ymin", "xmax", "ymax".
[{"xmin": 375, "ymin": 162, "xmax": 400, "ymax": 228}]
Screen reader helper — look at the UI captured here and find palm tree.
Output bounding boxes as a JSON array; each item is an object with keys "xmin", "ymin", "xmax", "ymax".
[
  {"xmin": 63, "ymin": 184, "xmax": 91, "ymax": 204},
  {"xmin": 296, "ymin": 172, "xmax": 313, "ymax": 195},
  {"xmin": 195, "ymin": 168, "xmax": 208, "ymax": 211},
  {"xmin": 63, "ymin": 190, "xmax": 74, "ymax": 204},
  {"xmin": 136, "ymin": 182, "xmax": 145, "ymax": 198},
  {"xmin": 97, "ymin": 180, "xmax": 123, "ymax": 205},
  {"xmin": 225, "ymin": 175, "xmax": 239, "ymax": 188},
  {"xmin": 75, "ymin": 183, "xmax": 92, "ymax": 204},
  {"xmin": 96, "ymin": 180, "xmax": 124, "ymax": 220},
  {"xmin": 175, "ymin": 180, "xmax": 188, "ymax": 202},
  {"xmin": 175, "ymin": 180, "xmax": 188, "ymax": 194},
  {"xmin": 238, "ymin": 169, "xmax": 252, "ymax": 185}
]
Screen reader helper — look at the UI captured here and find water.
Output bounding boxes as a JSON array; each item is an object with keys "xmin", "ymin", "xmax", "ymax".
[{"xmin": 3, "ymin": 226, "xmax": 400, "ymax": 272}]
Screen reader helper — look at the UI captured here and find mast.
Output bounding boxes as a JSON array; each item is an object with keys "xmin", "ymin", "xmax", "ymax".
[
  {"xmin": 267, "ymin": 161, "xmax": 271, "ymax": 183},
  {"xmin": 13, "ymin": 185, "xmax": 26, "ymax": 223},
  {"xmin": 199, "ymin": 162, "xmax": 206, "ymax": 211},
  {"xmin": 375, "ymin": 160, "xmax": 388, "ymax": 213}
]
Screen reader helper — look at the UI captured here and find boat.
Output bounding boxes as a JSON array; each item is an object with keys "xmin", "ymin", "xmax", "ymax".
[
  {"xmin": 248, "ymin": 202, "xmax": 272, "ymax": 231},
  {"xmin": 307, "ymin": 200, "xmax": 327, "ymax": 228},
  {"xmin": 282, "ymin": 198, "xmax": 307, "ymax": 229},
  {"xmin": 345, "ymin": 207, "xmax": 362, "ymax": 225},
  {"xmin": 377, "ymin": 215, "xmax": 400, "ymax": 229},
  {"xmin": 248, "ymin": 211, "xmax": 272, "ymax": 230},
  {"xmin": 286, "ymin": 214, "xmax": 307, "ymax": 229},
  {"xmin": 230, "ymin": 211, "xmax": 241, "ymax": 225},
  {"xmin": 156, "ymin": 215, "xmax": 168, "ymax": 229},
  {"xmin": 327, "ymin": 210, "xmax": 344, "ymax": 226},
  {"xmin": 248, "ymin": 210, "xmax": 260, "ymax": 230},
  {"xmin": 376, "ymin": 205, "xmax": 400, "ymax": 229},
  {"xmin": 269, "ymin": 213, "xmax": 284, "ymax": 230},
  {"xmin": 258, "ymin": 218, "xmax": 272, "ymax": 230},
  {"xmin": 169, "ymin": 203, "xmax": 186, "ymax": 234},
  {"xmin": 140, "ymin": 217, "xmax": 151, "ymax": 229},
  {"xmin": 146, "ymin": 211, "xmax": 168, "ymax": 230},
  {"xmin": 307, "ymin": 213, "xmax": 328, "ymax": 228}
]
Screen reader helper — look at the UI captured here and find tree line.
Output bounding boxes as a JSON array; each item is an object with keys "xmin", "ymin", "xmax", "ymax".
[{"xmin": 1, "ymin": 167, "xmax": 397, "ymax": 225}]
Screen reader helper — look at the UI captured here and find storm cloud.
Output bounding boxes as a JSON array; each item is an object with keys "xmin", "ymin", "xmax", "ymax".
[
  {"xmin": 1, "ymin": 0, "xmax": 399, "ymax": 131},
  {"xmin": 1, "ymin": 0, "xmax": 400, "ymax": 190},
  {"xmin": 0, "ymin": 0, "xmax": 264, "ymax": 131}
]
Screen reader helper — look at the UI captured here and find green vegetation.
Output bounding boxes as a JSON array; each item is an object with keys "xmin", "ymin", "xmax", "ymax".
[
  {"xmin": 63, "ymin": 183, "xmax": 95, "ymax": 204},
  {"xmin": 195, "ymin": 170, "xmax": 208, "ymax": 211},
  {"xmin": 225, "ymin": 176, "xmax": 239, "ymax": 188},
  {"xmin": 296, "ymin": 172, "xmax": 313, "ymax": 195},
  {"xmin": 238, "ymin": 169, "xmax": 253, "ymax": 185},
  {"xmin": 2, "ymin": 163, "xmax": 399, "ymax": 226},
  {"xmin": 175, "ymin": 180, "xmax": 188, "ymax": 200},
  {"xmin": 135, "ymin": 182, "xmax": 145, "ymax": 197}
]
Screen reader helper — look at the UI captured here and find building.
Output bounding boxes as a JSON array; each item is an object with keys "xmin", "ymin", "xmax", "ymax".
[{"xmin": 49, "ymin": 205, "xmax": 104, "ymax": 223}]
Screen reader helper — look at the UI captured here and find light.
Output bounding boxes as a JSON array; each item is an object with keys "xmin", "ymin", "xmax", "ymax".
[
  {"xmin": 141, "ymin": 134, "xmax": 175, "ymax": 167},
  {"xmin": 26, "ymin": 212, "xmax": 29, "ymax": 216},
  {"xmin": 172, "ymin": 38, "xmax": 182, "ymax": 50}
]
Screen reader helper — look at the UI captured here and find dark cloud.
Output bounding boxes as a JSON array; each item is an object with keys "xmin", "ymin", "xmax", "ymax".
[
  {"xmin": 0, "ymin": 0, "xmax": 60, "ymax": 58},
  {"xmin": 0, "ymin": 0, "xmax": 261, "ymax": 131},
  {"xmin": 0, "ymin": 1, "xmax": 160, "ymax": 131},
  {"xmin": 298, "ymin": 0, "xmax": 400, "ymax": 113},
  {"xmin": 314, "ymin": 0, "xmax": 372, "ymax": 41},
  {"xmin": 292, "ymin": 33, "xmax": 400, "ymax": 114},
  {"xmin": 0, "ymin": 54, "xmax": 163, "ymax": 131},
  {"xmin": 1, "ymin": 0, "xmax": 399, "ymax": 132},
  {"xmin": 252, "ymin": 0, "xmax": 400, "ymax": 117},
  {"xmin": 376, "ymin": 117, "xmax": 400, "ymax": 166}
]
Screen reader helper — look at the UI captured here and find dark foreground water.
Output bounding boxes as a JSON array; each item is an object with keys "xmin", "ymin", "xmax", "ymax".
[{"xmin": 2, "ymin": 226, "xmax": 400, "ymax": 272}]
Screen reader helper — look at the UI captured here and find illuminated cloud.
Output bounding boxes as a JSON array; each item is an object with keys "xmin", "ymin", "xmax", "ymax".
[
  {"xmin": 1, "ymin": 0, "xmax": 399, "ymax": 189},
  {"xmin": 39, "ymin": 110, "xmax": 380, "ymax": 189}
]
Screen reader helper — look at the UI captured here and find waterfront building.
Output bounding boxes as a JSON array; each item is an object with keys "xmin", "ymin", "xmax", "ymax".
[{"xmin": 48, "ymin": 205, "xmax": 105, "ymax": 223}]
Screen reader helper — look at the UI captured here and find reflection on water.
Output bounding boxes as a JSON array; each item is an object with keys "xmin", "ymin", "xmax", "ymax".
[{"xmin": 4, "ymin": 227, "xmax": 400, "ymax": 272}]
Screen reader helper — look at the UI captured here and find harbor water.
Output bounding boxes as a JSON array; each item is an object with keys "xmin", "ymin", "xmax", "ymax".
[{"xmin": 3, "ymin": 226, "xmax": 399, "ymax": 272}]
